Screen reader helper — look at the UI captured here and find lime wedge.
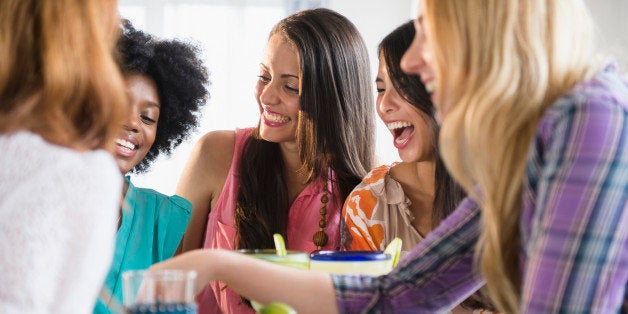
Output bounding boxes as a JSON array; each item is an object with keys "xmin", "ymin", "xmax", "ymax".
[
  {"xmin": 384, "ymin": 237, "xmax": 402, "ymax": 268},
  {"xmin": 273, "ymin": 233, "xmax": 287, "ymax": 256},
  {"xmin": 258, "ymin": 301, "xmax": 297, "ymax": 314}
]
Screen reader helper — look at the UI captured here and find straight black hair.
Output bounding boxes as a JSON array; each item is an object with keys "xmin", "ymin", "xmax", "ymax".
[
  {"xmin": 379, "ymin": 20, "xmax": 465, "ymax": 227},
  {"xmin": 235, "ymin": 8, "xmax": 375, "ymax": 250}
]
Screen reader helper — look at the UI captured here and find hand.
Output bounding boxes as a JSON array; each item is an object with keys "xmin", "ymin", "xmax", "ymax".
[{"xmin": 149, "ymin": 249, "xmax": 215, "ymax": 295}]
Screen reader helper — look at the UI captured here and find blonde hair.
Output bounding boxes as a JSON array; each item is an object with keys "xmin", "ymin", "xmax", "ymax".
[
  {"xmin": 424, "ymin": 0, "xmax": 598, "ymax": 312},
  {"xmin": 0, "ymin": 0, "xmax": 125, "ymax": 152}
]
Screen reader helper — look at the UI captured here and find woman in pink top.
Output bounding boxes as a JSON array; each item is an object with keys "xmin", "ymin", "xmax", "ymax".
[{"xmin": 176, "ymin": 8, "xmax": 375, "ymax": 313}]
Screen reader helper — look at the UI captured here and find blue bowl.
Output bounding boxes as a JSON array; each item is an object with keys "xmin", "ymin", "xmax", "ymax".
[{"xmin": 309, "ymin": 250, "xmax": 392, "ymax": 275}]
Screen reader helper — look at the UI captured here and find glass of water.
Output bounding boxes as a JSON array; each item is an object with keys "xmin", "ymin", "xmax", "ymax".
[{"xmin": 122, "ymin": 269, "xmax": 197, "ymax": 314}]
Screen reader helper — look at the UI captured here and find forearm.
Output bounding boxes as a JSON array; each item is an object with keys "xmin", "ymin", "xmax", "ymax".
[
  {"xmin": 335, "ymin": 197, "xmax": 484, "ymax": 312},
  {"xmin": 151, "ymin": 249, "xmax": 339, "ymax": 314},
  {"xmin": 212, "ymin": 250, "xmax": 339, "ymax": 314}
]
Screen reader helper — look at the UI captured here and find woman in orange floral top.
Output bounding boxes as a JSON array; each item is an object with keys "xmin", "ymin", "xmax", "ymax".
[
  {"xmin": 340, "ymin": 20, "xmax": 496, "ymax": 312},
  {"xmin": 340, "ymin": 21, "xmax": 465, "ymax": 255}
]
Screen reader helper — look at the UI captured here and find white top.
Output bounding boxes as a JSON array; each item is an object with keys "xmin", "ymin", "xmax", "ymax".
[{"xmin": 0, "ymin": 132, "xmax": 122, "ymax": 313}]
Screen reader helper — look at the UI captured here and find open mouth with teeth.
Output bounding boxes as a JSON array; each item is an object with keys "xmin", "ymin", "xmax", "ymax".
[
  {"xmin": 115, "ymin": 138, "xmax": 138, "ymax": 153},
  {"xmin": 263, "ymin": 110, "xmax": 290, "ymax": 125},
  {"xmin": 387, "ymin": 121, "xmax": 415, "ymax": 147}
]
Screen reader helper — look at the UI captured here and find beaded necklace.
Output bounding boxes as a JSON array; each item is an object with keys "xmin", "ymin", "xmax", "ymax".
[{"xmin": 312, "ymin": 185, "xmax": 329, "ymax": 250}]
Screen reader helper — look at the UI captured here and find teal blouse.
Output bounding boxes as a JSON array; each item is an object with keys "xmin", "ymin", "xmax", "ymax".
[{"xmin": 94, "ymin": 176, "xmax": 191, "ymax": 313}]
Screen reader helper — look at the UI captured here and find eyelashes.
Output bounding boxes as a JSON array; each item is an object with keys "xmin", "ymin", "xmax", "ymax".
[{"xmin": 256, "ymin": 75, "xmax": 299, "ymax": 94}]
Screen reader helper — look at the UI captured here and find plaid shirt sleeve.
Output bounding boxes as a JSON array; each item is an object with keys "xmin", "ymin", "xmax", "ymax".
[
  {"xmin": 333, "ymin": 196, "xmax": 485, "ymax": 313},
  {"xmin": 521, "ymin": 65, "xmax": 628, "ymax": 313}
]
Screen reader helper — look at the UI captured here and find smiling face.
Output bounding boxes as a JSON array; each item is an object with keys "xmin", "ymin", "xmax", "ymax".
[
  {"xmin": 254, "ymin": 33, "xmax": 301, "ymax": 144},
  {"xmin": 376, "ymin": 52, "xmax": 435, "ymax": 163},
  {"xmin": 115, "ymin": 74, "xmax": 160, "ymax": 174},
  {"xmin": 400, "ymin": 1, "xmax": 449, "ymax": 122}
]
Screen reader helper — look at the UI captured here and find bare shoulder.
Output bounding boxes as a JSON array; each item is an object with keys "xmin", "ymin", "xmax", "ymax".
[
  {"xmin": 176, "ymin": 130, "xmax": 235, "ymax": 204},
  {"xmin": 196, "ymin": 130, "xmax": 235, "ymax": 162},
  {"xmin": 189, "ymin": 130, "xmax": 235, "ymax": 181}
]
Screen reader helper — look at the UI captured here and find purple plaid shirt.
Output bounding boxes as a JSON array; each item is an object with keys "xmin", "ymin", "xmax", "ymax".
[{"xmin": 333, "ymin": 62, "xmax": 628, "ymax": 313}]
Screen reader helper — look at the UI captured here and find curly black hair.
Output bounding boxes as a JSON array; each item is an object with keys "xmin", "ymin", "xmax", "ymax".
[{"xmin": 117, "ymin": 19, "xmax": 210, "ymax": 173}]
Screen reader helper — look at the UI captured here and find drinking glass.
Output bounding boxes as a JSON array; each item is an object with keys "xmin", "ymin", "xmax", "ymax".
[{"xmin": 122, "ymin": 269, "xmax": 197, "ymax": 314}]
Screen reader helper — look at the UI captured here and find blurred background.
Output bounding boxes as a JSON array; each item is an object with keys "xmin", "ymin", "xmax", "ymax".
[{"xmin": 119, "ymin": 0, "xmax": 628, "ymax": 195}]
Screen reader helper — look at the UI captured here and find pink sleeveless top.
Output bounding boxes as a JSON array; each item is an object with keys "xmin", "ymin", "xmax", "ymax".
[{"xmin": 197, "ymin": 128, "xmax": 341, "ymax": 314}]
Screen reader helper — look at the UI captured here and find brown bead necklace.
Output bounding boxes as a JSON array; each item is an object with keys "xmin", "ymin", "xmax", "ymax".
[{"xmin": 312, "ymin": 185, "xmax": 329, "ymax": 250}]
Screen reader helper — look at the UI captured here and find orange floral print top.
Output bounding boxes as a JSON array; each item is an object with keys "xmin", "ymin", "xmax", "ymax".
[{"xmin": 340, "ymin": 164, "xmax": 424, "ymax": 254}]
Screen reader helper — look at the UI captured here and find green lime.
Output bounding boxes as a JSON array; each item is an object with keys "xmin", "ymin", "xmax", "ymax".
[{"xmin": 258, "ymin": 301, "xmax": 297, "ymax": 314}]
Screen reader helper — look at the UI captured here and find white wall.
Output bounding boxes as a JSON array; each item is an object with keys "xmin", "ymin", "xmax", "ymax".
[
  {"xmin": 585, "ymin": 0, "xmax": 628, "ymax": 70},
  {"xmin": 126, "ymin": 0, "xmax": 627, "ymax": 195}
]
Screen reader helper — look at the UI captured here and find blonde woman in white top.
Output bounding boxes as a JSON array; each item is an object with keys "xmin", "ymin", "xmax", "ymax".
[{"xmin": 0, "ymin": 0, "xmax": 126, "ymax": 312}]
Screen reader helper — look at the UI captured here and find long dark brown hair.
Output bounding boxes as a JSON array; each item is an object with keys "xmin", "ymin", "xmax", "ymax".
[
  {"xmin": 380, "ymin": 21, "xmax": 465, "ymax": 227},
  {"xmin": 235, "ymin": 8, "xmax": 375, "ymax": 250},
  {"xmin": 381, "ymin": 21, "xmax": 495, "ymax": 311}
]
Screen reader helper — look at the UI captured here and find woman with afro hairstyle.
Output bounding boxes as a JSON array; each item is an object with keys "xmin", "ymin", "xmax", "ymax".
[{"xmin": 94, "ymin": 19, "xmax": 209, "ymax": 314}]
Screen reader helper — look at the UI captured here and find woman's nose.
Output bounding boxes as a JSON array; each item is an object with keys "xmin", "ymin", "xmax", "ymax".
[
  {"xmin": 378, "ymin": 90, "xmax": 398, "ymax": 115},
  {"xmin": 401, "ymin": 42, "xmax": 424, "ymax": 75},
  {"xmin": 123, "ymin": 109, "xmax": 140, "ymax": 132},
  {"xmin": 259, "ymin": 83, "xmax": 280, "ymax": 106}
]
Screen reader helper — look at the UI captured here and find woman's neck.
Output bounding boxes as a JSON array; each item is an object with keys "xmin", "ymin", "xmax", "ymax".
[
  {"xmin": 280, "ymin": 143, "xmax": 308, "ymax": 204},
  {"xmin": 389, "ymin": 161, "xmax": 436, "ymax": 237}
]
